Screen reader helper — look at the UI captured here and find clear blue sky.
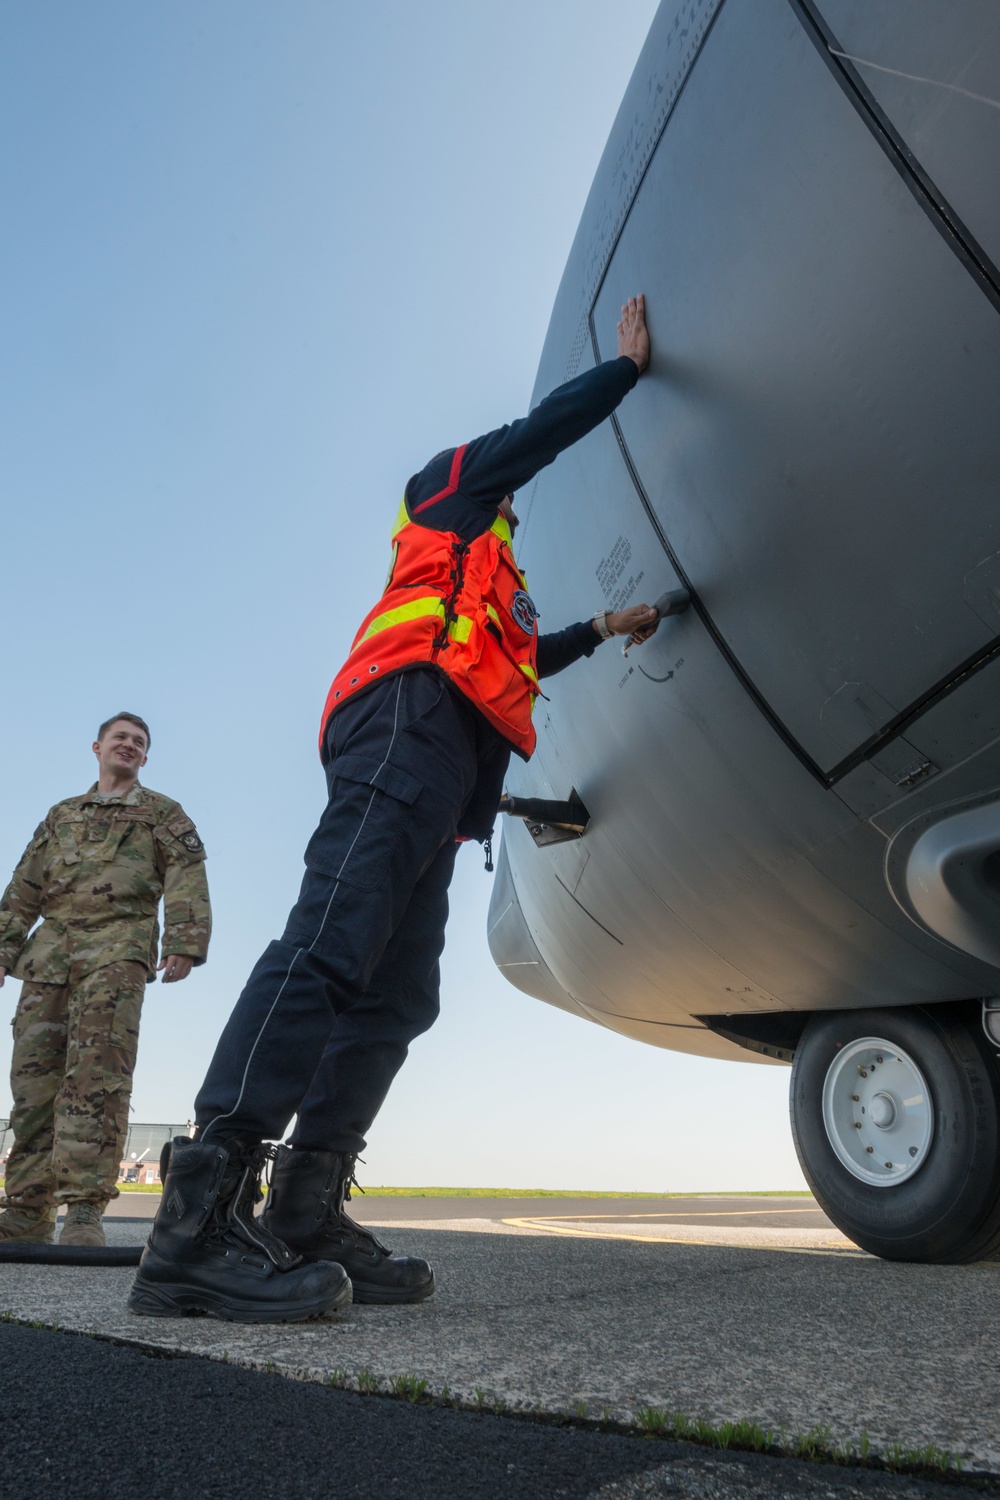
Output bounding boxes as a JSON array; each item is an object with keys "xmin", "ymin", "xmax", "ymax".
[{"xmin": 0, "ymin": 1, "xmax": 806, "ymax": 1191}]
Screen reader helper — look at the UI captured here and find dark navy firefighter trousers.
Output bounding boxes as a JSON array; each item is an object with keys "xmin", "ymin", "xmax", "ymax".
[{"xmin": 195, "ymin": 669, "xmax": 506, "ymax": 1155}]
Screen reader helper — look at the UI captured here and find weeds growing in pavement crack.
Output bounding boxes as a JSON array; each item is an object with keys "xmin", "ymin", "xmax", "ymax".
[
  {"xmin": 631, "ymin": 1407, "xmax": 964, "ymax": 1478},
  {"xmin": 389, "ymin": 1374, "xmax": 429, "ymax": 1403}
]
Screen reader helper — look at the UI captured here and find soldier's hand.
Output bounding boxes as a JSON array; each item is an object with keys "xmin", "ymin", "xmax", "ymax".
[
  {"xmin": 158, "ymin": 954, "xmax": 194, "ymax": 984},
  {"xmin": 605, "ymin": 603, "xmax": 659, "ymax": 642},
  {"xmin": 0, "ymin": 966, "xmax": 5, "ymax": 988}
]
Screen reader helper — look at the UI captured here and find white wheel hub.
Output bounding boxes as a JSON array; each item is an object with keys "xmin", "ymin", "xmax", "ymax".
[{"xmin": 821, "ymin": 1037, "xmax": 934, "ymax": 1187}]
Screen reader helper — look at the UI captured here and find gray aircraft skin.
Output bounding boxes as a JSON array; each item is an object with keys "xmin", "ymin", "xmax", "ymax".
[{"xmin": 488, "ymin": 0, "xmax": 1000, "ymax": 1262}]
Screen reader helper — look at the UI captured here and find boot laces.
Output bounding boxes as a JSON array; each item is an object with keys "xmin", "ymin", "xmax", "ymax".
[
  {"xmin": 209, "ymin": 1143, "xmax": 300, "ymax": 1270},
  {"xmin": 340, "ymin": 1157, "xmax": 364, "ymax": 1206},
  {"xmin": 67, "ymin": 1203, "xmax": 102, "ymax": 1226},
  {"xmin": 337, "ymin": 1157, "xmax": 391, "ymax": 1259}
]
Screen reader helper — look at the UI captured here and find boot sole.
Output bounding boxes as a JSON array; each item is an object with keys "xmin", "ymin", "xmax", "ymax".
[
  {"xmin": 278, "ymin": 1248, "xmax": 436, "ymax": 1304},
  {"xmin": 349, "ymin": 1275, "xmax": 435, "ymax": 1305},
  {"xmin": 128, "ymin": 1277, "xmax": 352, "ymax": 1323}
]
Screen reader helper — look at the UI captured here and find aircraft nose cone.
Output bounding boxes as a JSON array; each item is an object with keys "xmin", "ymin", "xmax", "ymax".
[{"xmin": 870, "ymin": 1091, "xmax": 897, "ymax": 1130}]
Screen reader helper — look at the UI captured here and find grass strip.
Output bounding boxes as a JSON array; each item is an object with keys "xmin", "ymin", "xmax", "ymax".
[
  {"xmin": 12, "ymin": 1181, "xmax": 813, "ymax": 1199},
  {"xmin": 277, "ymin": 1186, "xmax": 814, "ymax": 1200}
]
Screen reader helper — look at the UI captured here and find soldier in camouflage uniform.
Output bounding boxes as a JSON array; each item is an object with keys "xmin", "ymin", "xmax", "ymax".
[{"xmin": 0, "ymin": 713, "xmax": 210, "ymax": 1248}]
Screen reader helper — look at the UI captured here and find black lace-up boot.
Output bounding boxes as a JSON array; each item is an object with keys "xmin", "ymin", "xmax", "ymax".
[
  {"xmin": 128, "ymin": 1137, "xmax": 352, "ymax": 1322},
  {"xmin": 261, "ymin": 1147, "xmax": 435, "ymax": 1304}
]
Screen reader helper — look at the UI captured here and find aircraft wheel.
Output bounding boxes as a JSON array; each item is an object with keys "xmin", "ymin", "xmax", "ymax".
[{"xmin": 790, "ymin": 1005, "xmax": 1000, "ymax": 1262}]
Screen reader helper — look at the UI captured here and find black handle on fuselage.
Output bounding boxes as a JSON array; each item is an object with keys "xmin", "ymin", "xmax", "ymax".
[
  {"xmin": 498, "ymin": 795, "xmax": 590, "ymax": 832},
  {"xmin": 623, "ymin": 587, "xmax": 691, "ymax": 655}
]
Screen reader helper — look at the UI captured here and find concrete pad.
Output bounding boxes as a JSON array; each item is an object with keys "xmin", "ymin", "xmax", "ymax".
[{"xmin": 0, "ymin": 1215, "xmax": 996, "ymax": 1474}]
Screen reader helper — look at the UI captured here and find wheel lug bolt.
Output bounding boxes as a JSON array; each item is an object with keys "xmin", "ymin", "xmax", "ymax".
[
  {"xmin": 885, "ymin": 1162, "xmax": 892, "ymax": 1168},
  {"xmin": 854, "ymin": 1121, "xmax": 862, "ymax": 1129},
  {"xmin": 851, "ymin": 1095, "xmax": 859, "ymax": 1102},
  {"xmin": 866, "ymin": 1146, "xmax": 873, "ymax": 1153}
]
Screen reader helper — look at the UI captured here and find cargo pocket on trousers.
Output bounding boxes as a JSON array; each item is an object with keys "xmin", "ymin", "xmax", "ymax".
[
  {"xmin": 303, "ymin": 754, "xmax": 423, "ymax": 893},
  {"xmin": 101, "ymin": 982, "xmax": 143, "ymax": 1151}
]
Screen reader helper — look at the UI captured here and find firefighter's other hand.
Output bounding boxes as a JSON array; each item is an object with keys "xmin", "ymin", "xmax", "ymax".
[{"xmin": 606, "ymin": 603, "xmax": 659, "ymax": 642}]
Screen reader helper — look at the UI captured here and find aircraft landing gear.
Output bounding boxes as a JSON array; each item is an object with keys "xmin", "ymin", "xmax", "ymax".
[{"xmin": 790, "ymin": 1004, "xmax": 1000, "ymax": 1262}]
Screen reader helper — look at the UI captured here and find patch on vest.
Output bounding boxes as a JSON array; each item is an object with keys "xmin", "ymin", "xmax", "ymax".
[{"xmin": 510, "ymin": 589, "xmax": 538, "ymax": 635}]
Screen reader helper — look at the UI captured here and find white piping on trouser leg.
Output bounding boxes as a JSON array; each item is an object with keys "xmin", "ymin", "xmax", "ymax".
[
  {"xmin": 307, "ymin": 674, "xmax": 407, "ymax": 953},
  {"xmin": 202, "ymin": 677, "xmax": 408, "ymax": 1140},
  {"xmin": 200, "ymin": 951, "xmax": 305, "ymax": 1140}
]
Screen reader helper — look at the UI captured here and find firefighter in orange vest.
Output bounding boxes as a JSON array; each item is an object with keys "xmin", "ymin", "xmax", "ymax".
[{"xmin": 130, "ymin": 296, "xmax": 657, "ymax": 1324}]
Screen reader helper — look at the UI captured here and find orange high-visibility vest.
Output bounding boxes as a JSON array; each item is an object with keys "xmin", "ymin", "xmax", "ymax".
[{"xmin": 320, "ymin": 489, "xmax": 540, "ymax": 757}]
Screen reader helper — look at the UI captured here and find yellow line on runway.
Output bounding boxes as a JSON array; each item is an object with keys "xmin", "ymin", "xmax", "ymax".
[
  {"xmin": 519, "ymin": 1207, "xmax": 825, "ymax": 1221},
  {"xmin": 501, "ymin": 1217, "xmax": 866, "ymax": 1258}
]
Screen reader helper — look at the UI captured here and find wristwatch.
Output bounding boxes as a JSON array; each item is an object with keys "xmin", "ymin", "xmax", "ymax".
[{"xmin": 592, "ymin": 608, "xmax": 613, "ymax": 641}]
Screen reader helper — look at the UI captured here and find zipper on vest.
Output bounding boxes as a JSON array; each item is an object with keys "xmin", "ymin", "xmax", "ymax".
[{"xmin": 433, "ymin": 539, "xmax": 470, "ymax": 652}]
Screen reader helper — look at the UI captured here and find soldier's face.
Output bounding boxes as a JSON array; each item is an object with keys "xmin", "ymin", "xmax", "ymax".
[{"xmin": 92, "ymin": 722, "xmax": 149, "ymax": 779}]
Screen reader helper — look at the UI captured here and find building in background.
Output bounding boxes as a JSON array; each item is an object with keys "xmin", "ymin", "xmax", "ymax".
[{"xmin": 0, "ymin": 1119, "xmax": 192, "ymax": 1187}]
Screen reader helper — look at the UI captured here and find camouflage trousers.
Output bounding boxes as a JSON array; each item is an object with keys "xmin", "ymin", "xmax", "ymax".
[{"xmin": 3, "ymin": 961, "xmax": 147, "ymax": 1207}]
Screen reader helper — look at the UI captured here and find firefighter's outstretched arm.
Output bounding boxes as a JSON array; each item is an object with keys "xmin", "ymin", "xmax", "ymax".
[{"xmin": 406, "ymin": 296, "xmax": 652, "ymax": 528}]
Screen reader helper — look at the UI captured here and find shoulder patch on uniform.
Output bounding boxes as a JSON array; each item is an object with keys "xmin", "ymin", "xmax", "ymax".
[
  {"xmin": 511, "ymin": 589, "xmax": 538, "ymax": 634},
  {"xmin": 163, "ymin": 812, "xmax": 205, "ymax": 855}
]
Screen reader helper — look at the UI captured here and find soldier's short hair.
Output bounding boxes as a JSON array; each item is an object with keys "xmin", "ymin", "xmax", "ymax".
[{"xmin": 97, "ymin": 712, "xmax": 151, "ymax": 748}]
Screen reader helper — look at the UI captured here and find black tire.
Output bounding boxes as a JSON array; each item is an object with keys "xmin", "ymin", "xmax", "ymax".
[{"xmin": 790, "ymin": 1003, "xmax": 1000, "ymax": 1262}]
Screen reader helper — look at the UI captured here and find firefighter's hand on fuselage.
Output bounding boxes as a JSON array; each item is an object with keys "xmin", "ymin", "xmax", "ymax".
[{"xmin": 617, "ymin": 294, "xmax": 650, "ymax": 376}]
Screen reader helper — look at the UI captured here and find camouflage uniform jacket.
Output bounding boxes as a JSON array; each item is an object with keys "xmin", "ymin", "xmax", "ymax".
[{"xmin": 0, "ymin": 783, "xmax": 211, "ymax": 984}]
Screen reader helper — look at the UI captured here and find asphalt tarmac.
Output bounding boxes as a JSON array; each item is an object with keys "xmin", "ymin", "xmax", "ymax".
[
  {"xmin": 0, "ymin": 1321, "xmax": 979, "ymax": 1500},
  {"xmin": 4, "ymin": 1196, "xmax": 996, "ymax": 1494},
  {"xmin": 107, "ymin": 1191, "xmax": 846, "ymax": 1245}
]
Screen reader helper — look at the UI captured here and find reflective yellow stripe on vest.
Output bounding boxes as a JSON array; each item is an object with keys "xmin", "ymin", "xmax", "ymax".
[
  {"xmin": 358, "ymin": 596, "xmax": 474, "ymax": 649},
  {"xmin": 519, "ymin": 660, "xmax": 539, "ymax": 714},
  {"xmin": 392, "ymin": 496, "xmax": 410, "ymax": 539},
  {"xmin": 360, "ymin": 597, "xmax": 445, "ymax": 643}
]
